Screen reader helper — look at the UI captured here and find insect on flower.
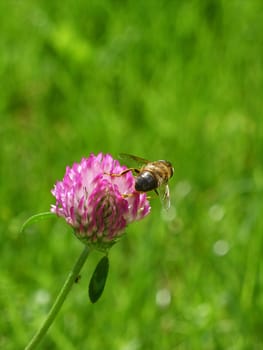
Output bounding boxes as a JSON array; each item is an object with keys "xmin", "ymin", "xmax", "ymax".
[
  {"xmin": 50, "ymin": 153, "xmax": 150, "ymax": 250},
  {"xmin": 108, "ymin": 154, "xmax": 174, "ymax": 210}
]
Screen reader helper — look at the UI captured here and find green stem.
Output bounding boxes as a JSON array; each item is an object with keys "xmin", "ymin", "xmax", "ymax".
[{"xmin": 25, "ymin": 245, "xmax": 90, "ymax": 350}]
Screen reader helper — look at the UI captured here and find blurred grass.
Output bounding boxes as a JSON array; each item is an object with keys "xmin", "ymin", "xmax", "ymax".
[{"xmin": 1, "ymin": 0, "xmax": 263, "ymax": 349}]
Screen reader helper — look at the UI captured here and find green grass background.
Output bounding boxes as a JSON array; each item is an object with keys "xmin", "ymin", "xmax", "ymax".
[{"xmin": 1, "ymin": 1, "xmax": 263, "ymax": 349}]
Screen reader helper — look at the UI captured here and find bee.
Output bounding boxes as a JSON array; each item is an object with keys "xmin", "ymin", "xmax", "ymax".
[{"xmin": 117, "ymin": 154, "xmax": 174, "ymax": 210}]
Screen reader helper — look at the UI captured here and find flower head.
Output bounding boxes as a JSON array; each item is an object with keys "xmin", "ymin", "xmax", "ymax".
[{"xmin": 51, "ymin": 153, "xmax": 150, "ymax": 250}]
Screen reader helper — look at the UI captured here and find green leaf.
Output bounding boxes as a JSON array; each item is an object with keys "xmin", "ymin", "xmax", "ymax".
[
  {"xmin": 89, "ymin": 255, "xmax": 109, "ymax": 303},
  {"xmin": 20, "ymin": 212, "xmax": 56, "ymax": 233}
]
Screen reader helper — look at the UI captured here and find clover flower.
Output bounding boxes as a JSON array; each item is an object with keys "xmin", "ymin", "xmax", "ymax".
[{"xmin": 51, "ymin": 153, "xmax": 150, "ymax": 249}]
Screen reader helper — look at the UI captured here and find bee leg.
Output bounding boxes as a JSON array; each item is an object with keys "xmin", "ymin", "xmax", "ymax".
[
  {"xmin": 122, "ymin": 193, "xmax": 151, "ymax": 200},
  {"xmin": 144, "ymin": 190, "xmax": 158, "ymax": 201},
  {"xmin": 104, "ymin": 168, "xmax": 139, "ymax": 177},
  {"xmin": 121, "ymin": 193, "xmax": 134, "ymax": 198}
]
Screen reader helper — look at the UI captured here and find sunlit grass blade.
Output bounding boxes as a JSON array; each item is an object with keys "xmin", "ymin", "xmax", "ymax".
[{"xmin": 20, "ymin": 212, "xmax": 56, "ymax": 233}]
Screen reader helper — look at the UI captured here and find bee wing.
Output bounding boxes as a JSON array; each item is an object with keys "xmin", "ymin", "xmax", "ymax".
[
  {"xmin": 158, "ymin": 184, "xmax": 171, "ymax": 210},
  {"xmin": 119, "ymin": 153, "xmax": 150, "ymax": 167}
]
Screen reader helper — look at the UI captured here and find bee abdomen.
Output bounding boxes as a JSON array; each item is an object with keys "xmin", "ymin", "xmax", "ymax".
[{"xmin": 135, "ymin": 172, "xmax": 158, "ymax": 192}]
